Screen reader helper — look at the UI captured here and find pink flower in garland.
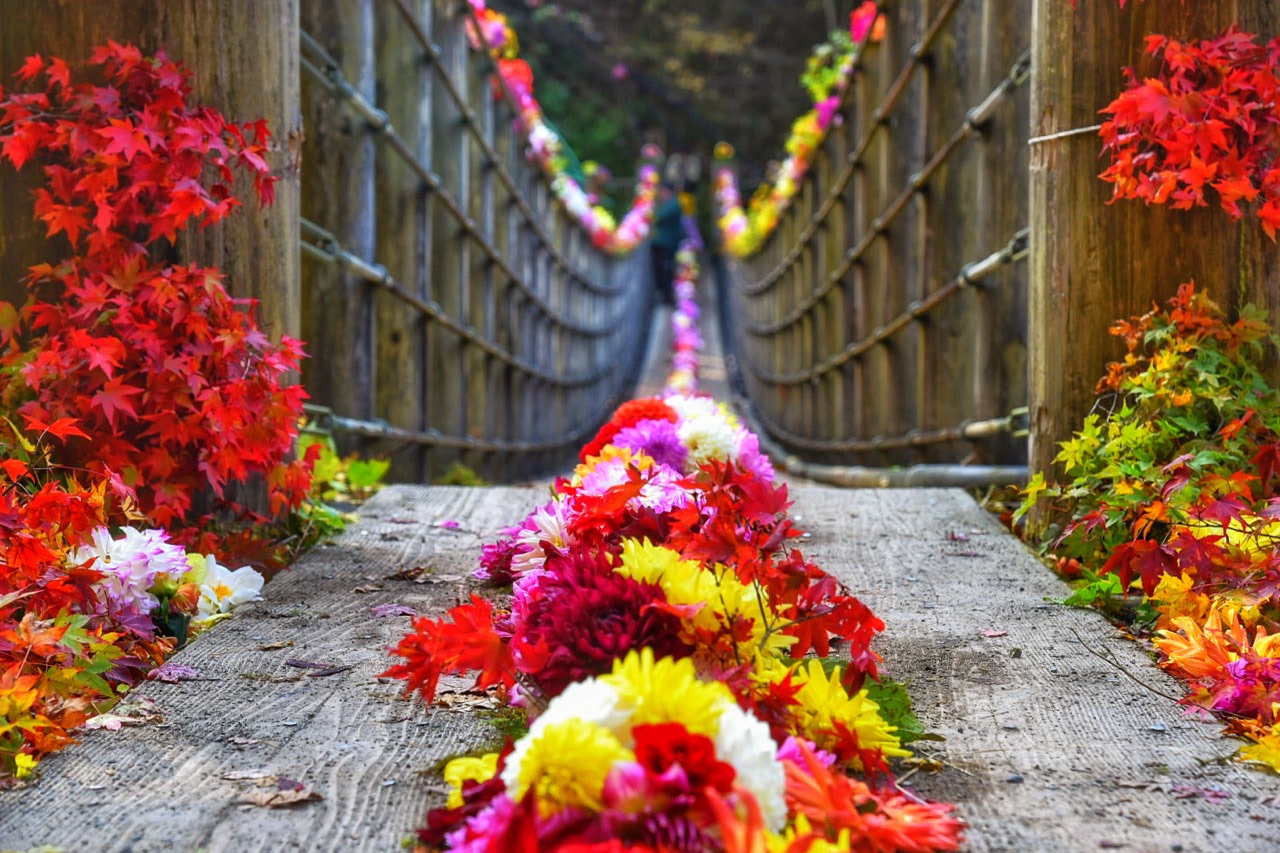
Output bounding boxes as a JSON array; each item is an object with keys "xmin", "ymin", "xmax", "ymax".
[{"xmin": 815, "ymin": 95, "xmax": 841, "ymax": 130}]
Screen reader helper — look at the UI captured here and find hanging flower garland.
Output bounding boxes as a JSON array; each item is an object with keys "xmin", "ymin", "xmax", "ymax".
[
  {"xmin": 663, "ymin": 218, "xmax": 707, "ymax": 397},
  {"xmin": 714, "ymin": 3, "xmax": 883, "ymax": 258},
  {"xmin": 466, "ymin": 0, "xmax": 661, "ymax": 255}
]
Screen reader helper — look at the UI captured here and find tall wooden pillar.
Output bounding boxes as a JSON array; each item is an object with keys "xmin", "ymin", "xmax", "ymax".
[
  {"xmin": 0, "ymin": 0, "xmax": 301, "ymax": 344},
  {"xmin": 1029, "ymin": 1, "xmax": 1280, "ymax": 482}
]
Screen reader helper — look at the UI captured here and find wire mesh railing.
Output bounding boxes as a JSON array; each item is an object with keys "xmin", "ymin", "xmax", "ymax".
[
  {"xmin": 298, "ymin": 0, "xmax": 653, "ymax": 482},
  {"xmin": 718, "ymin": 0, "xmax": 1031, "ymax": 478}
]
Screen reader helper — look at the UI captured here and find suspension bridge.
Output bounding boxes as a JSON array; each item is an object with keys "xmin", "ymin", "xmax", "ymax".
[{"xmin": 1, "ymin": 1, "xmax": 1279, "ymax": 850}]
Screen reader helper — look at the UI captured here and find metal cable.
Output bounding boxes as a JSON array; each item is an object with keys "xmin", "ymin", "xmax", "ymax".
[
  {"xmin": 739, "ymin": 50, "xmax": 1032, "ymax": 337},
  {"xmin": 298, "ymin": 50, "xmax": 631, "ymax": 341},
  {"xmin": 741, "ymin": 228, "xmax": 1029, "ymax": 385},
  {"xmin": 303, "ymin": 403, "xmax": 608, "ymax": 453},
  {"xmin": 740, "ymin": 0, "xmax": 985, "ymax": 295},
  {"xmin": 746, "ymin": 394, "xmax": 1028, "ymax": 455},
  {"xmin": 300, "ymin": 218, "xmax": 626, "ymax": 387}
]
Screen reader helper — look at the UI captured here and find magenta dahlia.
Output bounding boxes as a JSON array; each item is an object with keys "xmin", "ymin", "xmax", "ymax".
[{"xmin": 513, "ymin": 549, "xmax": 693, "ymax": 697}]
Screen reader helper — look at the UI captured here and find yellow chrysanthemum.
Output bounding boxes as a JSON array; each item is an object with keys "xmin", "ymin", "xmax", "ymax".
[
  {"xmin": 443, "ymin": 753, "xmax": 499, "ymax": 808},
  {"xmin": 571, "ymin": 446, "xmax": 655, "ymax": 485},
  {"xmin": 1239, "ymin": 722, "xmax": 1280, "ymax": 773},
  {"xmin": 602, "ymin": 648, "xmax": 731, "ymax": 737},
  {"xmin": 615, "ymin": 540, "xmax": 793, "ymax": 659},
  {"xmin": 791, "ymin": 659, "xmax": 909, "ymax": 764},
  {"xmin": 509, "ymin": 718, "xmax": 632, "ymax": 816}
]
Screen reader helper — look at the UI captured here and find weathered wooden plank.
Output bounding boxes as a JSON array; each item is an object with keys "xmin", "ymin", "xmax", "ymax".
[
  {"xmin": 301, "ymin": 0, "xmax": 377, "ymax": 427},
  {"xmin": 793, "ymin": 485, "xmax": 1280, "ymax": 852},
  {"xmin": 374, "ymin": 0, "xmax": 432, "ymax": 480}
]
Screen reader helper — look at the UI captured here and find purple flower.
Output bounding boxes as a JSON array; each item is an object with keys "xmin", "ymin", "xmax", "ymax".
[
  {"xmin": 612, "ymin": 418, "xmax": 688, "ymax": 472},
  {"xmin": 815, "ymin": 95, "xmax": 841, "ymax": 130}
]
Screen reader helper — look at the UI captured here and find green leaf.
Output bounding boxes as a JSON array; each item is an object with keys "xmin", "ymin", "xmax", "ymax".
[
  {"xmin": 346, "ymin": 458, "xmax": 390, "ymax": 489},
  {"xmin": 864, "ymin": 679, "xmax": 937, "ymax": 745}
]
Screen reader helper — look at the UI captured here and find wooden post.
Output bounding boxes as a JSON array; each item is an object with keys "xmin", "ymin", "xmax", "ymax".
[
  {"xmin": 0, "ymin": 0, "xmax": 301, "ymax": 343},
  {"xmin": 301, "ymin": 0, "xmax": 376, "ymax": 426},
  {"xmin": 1029, "ymin": 0, "xmax": 1280, "ymax": 482},
  {"xmin": 375, "ymin": 0, "xmax": 431, "ymax": 480}
]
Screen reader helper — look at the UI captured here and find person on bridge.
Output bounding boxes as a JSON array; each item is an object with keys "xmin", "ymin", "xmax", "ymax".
[{"xmin": 651, "ymin": 181, "xmax": 683, "ymax": 306}]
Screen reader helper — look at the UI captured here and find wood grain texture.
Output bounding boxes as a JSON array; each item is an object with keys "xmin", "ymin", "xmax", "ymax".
[
  {"xmin": 1029, "ymin": 0, "xmax": 1280, "ymax": 479},
  {"xmin": 789, "ymin": 484, "xmax": 1280, "ymax": 852},
  {"xmin": 4, "ymin": 484, "xmax": 1277, "ymax": 851}
]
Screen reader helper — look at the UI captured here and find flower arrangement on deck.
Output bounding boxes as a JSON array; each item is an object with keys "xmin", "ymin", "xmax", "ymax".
[
  {"xmin": 714, "ymin": 3, "xmax": 883, "ymax": 258},
  {"xmin": 466, "ymin": 0, "xmax": 661, "ymax": 255},
  {"xmin": 386, "ymin": 211, "xmax": 962, "ymax": 849}
]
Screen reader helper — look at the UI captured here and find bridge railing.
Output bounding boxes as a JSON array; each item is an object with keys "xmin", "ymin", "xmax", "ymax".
[
  {"xmin": 298, "ymin": 0, "xmax": 652, "ymax": 482},
  {"xmin": 719, "ymin": 0, "xmax": 1031, "ymax": 477}
]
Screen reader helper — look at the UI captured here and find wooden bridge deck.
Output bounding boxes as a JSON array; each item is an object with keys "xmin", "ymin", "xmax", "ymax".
[{"xmin": 1, "ymin": 483, "xmax": 1277, "ymax": 852}]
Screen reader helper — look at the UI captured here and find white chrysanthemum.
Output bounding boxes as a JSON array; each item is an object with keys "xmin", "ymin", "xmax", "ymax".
[
  {"xmin": 195, "ymin": 554, "xmax": 264, "ymax": 618},
  {"xmin": 502, "ymin": 676, "xmax": 627, "ymax": 791},
  {"xmin": 715, "ymin": 703, "xmax": 788, "ymax": 832},
  {"xmin": 678, "ymin": 413, "xmax": 738, "ymax": 468},
  {"xmin": 664, "ymin": 393, "xmax": 720, "ymax": 422},
  {"xmin": 511, "ymin": 499, "xmax": 574, "ymax": 575},
  {"xmin": 71, "ymin": 526, "xmax": 188, "ymax": 613}
]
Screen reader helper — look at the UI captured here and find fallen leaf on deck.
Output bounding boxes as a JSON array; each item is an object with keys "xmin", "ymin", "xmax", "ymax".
[
  {"xmin": 981, "ymin": 629, "xmax": 1009, "ymax": 638},
  {"xmin": 258, "ymin": 640, "xmax": 295, "ymax": 651},
  {"xmin": 387, "ymin": 565, "xmax": 431, "ymax": 581},
  {"xmin": 84, "ymin": 697, "xmax": 163, "ymax": 730},
  {"xmin": 371, "ymin": 603, "xmax": 416, "ymax": 618},
  {"xmin": 1171, "ymin": 784, "xmax": 1231, "ymax": 802},
  {"xmin": 146, "ymin": 662, "xmax": 202, "ymax": 683},
  {"xmin": 435, "ymin": 689, "xmax": 503, "ymax": 710},
  {"xmin": 285, "ymin": 658, "xmax": 354, "ymax": 677},
  {"xmin": 83, "ymin": 713, "xmax": 142, "ymax": 731},
  {"xmin": 238, "ymin": 780, "xmax": 323, "ymax": 808},
  {"xmin": 438, "ymin": 519, "xmax": 461, "ymax": 530},
  {"xmin": 351, "ymin": 584, "xmax": 383, "ymax": 594}
]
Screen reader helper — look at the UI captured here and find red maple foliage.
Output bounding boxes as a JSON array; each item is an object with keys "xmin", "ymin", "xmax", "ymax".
[
  {"xmin": 0, "ymin": 42, "xmax": 311, "ymax": 542},
  {"xmin": 1099, "ymin": 27, "xmax": 1280, "ymax": 238}
]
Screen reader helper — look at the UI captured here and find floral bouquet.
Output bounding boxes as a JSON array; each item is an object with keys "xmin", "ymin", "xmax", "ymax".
[
  {"xmin": 385, "ymin": 390, "xmax": 963, "ymax": 849},
  {"xmin": 424, "ymin": 651, "xmax": 961, "ymax": 851}
]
